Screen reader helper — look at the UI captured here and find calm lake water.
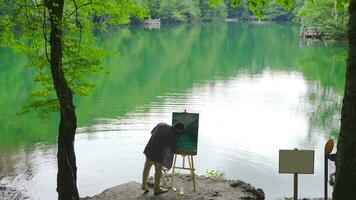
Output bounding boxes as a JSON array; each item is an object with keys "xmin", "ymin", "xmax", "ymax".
[{"xmin": 0, "ymin": 22, "xmax": 345, "ymax": 199}]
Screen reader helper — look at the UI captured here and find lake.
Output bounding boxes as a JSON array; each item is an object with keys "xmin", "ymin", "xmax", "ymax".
[{"xmin": 0, "ymin": 22, "xmax": 345, "ymax": 199}]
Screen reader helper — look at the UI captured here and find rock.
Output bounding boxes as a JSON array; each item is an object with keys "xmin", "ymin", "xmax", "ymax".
[
  {"xmin": 0, "ymin": 185, "xmax": 28, "ymax": 200},
  {"xmin": 241, "ymin": 197, "xmax": 255, "ymax": 200},
  {"xmin": 213, "ymin": 191, "xmax": 218, "ymax": 197},
  {"xmin": 229, "ymin": 180, "xmax": 243, "ymax": 188},
  {"xmin": 255, "ymin": 188, "xmax": 265, "ymax": 200},
  {"xmin": 81, "ymin": 175, "xmax": 265, "ymax": 200}
]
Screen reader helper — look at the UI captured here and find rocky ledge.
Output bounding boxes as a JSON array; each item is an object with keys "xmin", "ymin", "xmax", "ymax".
[
  {"xmin": 0, "ymin": 186, "xmax": 29, "ymax": 200},
  {"xmin": 81, "ymin": 174, "xmax": 265, "ymax": 200}
]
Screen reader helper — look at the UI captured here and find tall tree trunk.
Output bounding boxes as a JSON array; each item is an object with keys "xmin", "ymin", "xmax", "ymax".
[
  {"xmin": 333, "ymin": 0, "xmax": 356, "ymax": 199},
  {"xmin": 46, "ymin": 0, "xmax": 80, "ymax": 199}
]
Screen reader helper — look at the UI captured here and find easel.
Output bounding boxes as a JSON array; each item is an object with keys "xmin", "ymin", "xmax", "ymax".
[{"xmin": 170, "ymin": 150, "xmax": 197, "ymax": 192}]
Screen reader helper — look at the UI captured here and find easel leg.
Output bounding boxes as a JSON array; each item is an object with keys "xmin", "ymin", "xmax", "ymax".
[
  {"xmin": 170, "ymin": 154, "xmax": 177, "ymax": 188},
  {"xmin": 191, "ymin": 156, "xmax": 197, "ymax": 192},
  {"xmin": 188, "ymin": 155, "xmax": 196, "ymax": 192}
]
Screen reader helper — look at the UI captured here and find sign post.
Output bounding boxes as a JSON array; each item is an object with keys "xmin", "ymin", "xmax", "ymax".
[
  {"xmin": 279, "ymin": 149, "xmax": 315, "ymax": 200},
  {"xmin": 294, "ymin": 173, "xmax": 298, "ymax": 200},
  {"xmin": 324, "ymin": 139, "xmax": 335, "ymax": 200}
]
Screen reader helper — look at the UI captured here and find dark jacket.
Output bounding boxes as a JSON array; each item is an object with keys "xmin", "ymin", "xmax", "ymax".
[{"xmin": 144, "ymin": 123, "xmax": 178, "ymax": 169}]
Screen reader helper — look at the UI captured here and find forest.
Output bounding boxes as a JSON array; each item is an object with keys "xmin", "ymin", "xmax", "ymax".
[
  {"xmin": 136, "ymin": 0, "xmax": 348, "ymax": 40},
  {"xmin": 0, "ymin": 0, "xmax": 349, "ymax": 40}
]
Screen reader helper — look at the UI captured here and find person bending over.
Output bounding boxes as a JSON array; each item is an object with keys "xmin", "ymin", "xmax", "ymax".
[{"xmin": 141, "ymin": 122, "xmax": 185, "ymax": 195}]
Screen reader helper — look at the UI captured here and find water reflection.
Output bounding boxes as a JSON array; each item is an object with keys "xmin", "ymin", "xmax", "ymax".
[{"xmin": 0, "ymin": 23, "xmax": 345, "ymax": 199}]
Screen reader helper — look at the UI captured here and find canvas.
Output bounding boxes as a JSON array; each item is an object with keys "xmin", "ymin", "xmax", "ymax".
[{"xmin": 172, "ymin": 112, "xmax": 199, "ymax": 154}]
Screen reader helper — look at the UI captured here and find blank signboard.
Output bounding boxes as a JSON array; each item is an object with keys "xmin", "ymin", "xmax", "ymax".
[{"xmin": 279, "ymin": 150, "xmax": 315, "ymax": 174}]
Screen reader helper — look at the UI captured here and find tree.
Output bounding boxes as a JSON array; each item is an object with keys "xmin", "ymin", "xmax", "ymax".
[
  {"xmin": 0, "ymin": 0, "xmax": 146, "ymax": 199},
  {"xmin": 333, "ymin": 0, "xmax": 356, "ymax": 198}
]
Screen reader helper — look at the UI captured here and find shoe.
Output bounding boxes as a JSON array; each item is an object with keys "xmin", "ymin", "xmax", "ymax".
[
  {"xmin": 154, "ymin": 188, "xmax": 168, "ymax": 195},
  {"xmin": 141, "ymin": 184, "xmax": 149, "ymax": 193},
  {"xmin": 147, "ymin": 182, "xmax": 154, "ymax": 188}
]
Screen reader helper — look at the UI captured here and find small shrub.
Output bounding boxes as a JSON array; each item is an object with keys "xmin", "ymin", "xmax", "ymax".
[{"xmin": 205, "ymin": 169, "xmax": 225, "ymax": 178}]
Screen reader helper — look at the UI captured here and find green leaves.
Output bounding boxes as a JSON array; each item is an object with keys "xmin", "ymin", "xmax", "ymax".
[
  {"xmin": 230, "ymin": 0, "xmax": 243, "ymax": 7},
  {"xmin": 336, "ymin": 0, "xmax": 349, "ymax": 9},
  {"xmin": 246, "ymin": 0, "xmax": 269, "ymax": 18},
  {"xmin": 154, "ymin": 0, "xmax": 202, "ymax": 23},
  {"xmin": 209, "ymin": 0, "xmax": 288, "ymax": 19},
  {"xmin": 205, "ymin": 169, "xmax": 225, "ymax": 178},
  {"xmin": 296, "ymin": 0, "xmax": 348, "ymax": 40},
  {"xmin": 208, "ymin": 0, "xmax": 295, "ymax": 19},
  {"xmin": 84, "ymin": 0, "xmax": 148, "ymax": 25},
  {"xmin": 202, "ymin": 0, "xmax": 227, "ymax": 22},
  {"xmin": 208, "ymin": 0, "xmax": 221, "ymax": 7},
  {"xmin": 276, "ymin": 0, "xmax": 294, "ymax": 10},
  {"xmin": 0, "ymin": 0, "xmax": 148, "ymax": 118}
]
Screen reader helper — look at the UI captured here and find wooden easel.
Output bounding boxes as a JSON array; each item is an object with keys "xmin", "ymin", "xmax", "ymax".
[{"xmin": 170, "ymin": 151, "xmax": 197, "ymax": 192}]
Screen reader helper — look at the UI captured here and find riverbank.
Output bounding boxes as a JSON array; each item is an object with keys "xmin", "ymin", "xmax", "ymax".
[{"xmin": 81, "ymin": 174, "xmax": 265, "ymax": 200}]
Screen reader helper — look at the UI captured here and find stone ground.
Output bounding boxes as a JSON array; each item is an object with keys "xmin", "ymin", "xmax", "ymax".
[
  {"xmin": 81, "ymin": 174, "xmax": 265, "ymax": 200},
  {"xmin": 0, "ymin": 176, "xmax": 332, "ymax": 200},
  {"xmin": 0, "ymin": 186, "xmax": 29, "ymax": 200}
]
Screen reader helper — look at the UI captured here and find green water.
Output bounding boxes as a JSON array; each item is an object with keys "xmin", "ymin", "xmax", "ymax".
[{"xmin": 0, "ymin": 22, "xmax": 345, "ymax": 199}]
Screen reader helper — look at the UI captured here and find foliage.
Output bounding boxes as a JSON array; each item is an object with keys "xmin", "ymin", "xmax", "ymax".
[
  {"xmin": 213, "ymin": 0, "xmax": 349, "ymax": 39},
  {"xmin": 0, "ymin": 0, "xmax": 146, "ymax": 117},
  {"xmin": 205, "ymin": 169, "xmax": 225, "ymax": 178},
  {"xmin": 201, "ymin": 0, "xmax": 227, "ymax": 22},
  {"xmin": 142, "ymin": 0, "xmax": 291, "ymax": 22},
  {"xmin": 144, "ymin": 0, "xmax": 160, "ymax": 19},
  {"xmin": 142, "ymin": 0, "xmax": 227, "ymax": 22},
  {"xmin": 296, "ymin": 0, "xmax": 349, "ymax": 40},
  {"xmin": 158, "ymin": 0, "xmax": 201, "ymax": 22},
  {"xmin": 262, "ymin": 3, "xmax": 293, "ymax": 20},
  {"xmin": 230, "ymin": 0, "xmax": 294, "ymax": 20}
]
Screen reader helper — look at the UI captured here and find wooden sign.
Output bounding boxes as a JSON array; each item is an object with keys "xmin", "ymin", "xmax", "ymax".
[{"xmin": 279, "ymin": 149, "xmax": 315, "ymax": 174}]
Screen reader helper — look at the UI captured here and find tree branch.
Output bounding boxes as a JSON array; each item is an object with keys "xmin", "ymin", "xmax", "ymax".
[
  {"xmin": 0, "ymin": 5, "xmax": 24, "ymax": 31},
  {"xmin": 64, "ymin": 2, "xmax": 91, "ymax": 22}
]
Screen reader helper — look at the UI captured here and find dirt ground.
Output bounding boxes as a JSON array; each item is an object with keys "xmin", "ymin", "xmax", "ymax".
[{"xmin": 81, "ymin": 174, "xmax": 265, "ymax": 200}]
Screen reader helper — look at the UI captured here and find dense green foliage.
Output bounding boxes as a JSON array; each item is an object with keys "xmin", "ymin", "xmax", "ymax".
[
  {"xmin": 296, "ymin": 0, "xmax": 349, "ymax": 40},
  {"xmin": 141, "ymin": 0, "xmax": 226, "ymax": 22},
  {"xmin": 138, "ymin": 0, "xmax": 349, "ymax": 40},
  {"xmin": 140, "ymin": 0, "xmax": 292, "ymax": 22},
  {"xmin": 156, "ymin": 0, "xmax": 201, "ymax": 22},
  {"xmin": 0, "ymin": 0, "xmax": 350, "ymax": 39},
  {"xmin": 0, "ymin": 0, "xmax": 146, "ymax": 117},
  {"xmin": 200, "ymin": 0, "xmax": 227, "ymax": 21}
]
